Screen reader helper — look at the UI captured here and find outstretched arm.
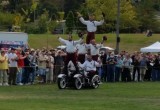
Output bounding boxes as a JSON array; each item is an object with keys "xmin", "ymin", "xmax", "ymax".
[
  {"xmin": 77, "ymin": 12, "xmax": 88, "ymax": 25},
  {"xmin": 74, "ymin": 38, "xmax": 83, "ymax": 45},
  {"xmin": 58, "ymin": 37, "xmax": 67, "ymax": 45},
  {"xmin": 94, "ymin": 19, "xmax": 104, "ymax": 26}
]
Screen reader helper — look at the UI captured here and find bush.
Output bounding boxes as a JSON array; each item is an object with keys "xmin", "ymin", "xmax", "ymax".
[
  {"xmin": 0, "ymin": 12, "xmax": 15, "ymax": 25},
  {"xmin": 23, "ymin": 23, "xmax": 40, "ymax": 34}
]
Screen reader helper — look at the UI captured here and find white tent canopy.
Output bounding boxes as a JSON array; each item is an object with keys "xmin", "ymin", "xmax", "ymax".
[{"xmin": 140, "ymin": 41, "xmax": 160, "ymax": 52}]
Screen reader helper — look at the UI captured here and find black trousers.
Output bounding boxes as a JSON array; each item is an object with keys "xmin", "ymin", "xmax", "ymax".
[
  {"xmin": 121, "ymin": 68, "xmax": 131, "ymax": 82},
  {"xmin": 132, "ymin": 67, "xmax": 140, "ymax": 81},
  {"xmin": 8, "ymin": 67, "xmax": 17, "ymax": 85}
]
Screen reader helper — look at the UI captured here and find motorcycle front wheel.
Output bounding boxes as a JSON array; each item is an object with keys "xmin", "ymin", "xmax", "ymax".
[
  {"xmin": 58, "ymin": 77, "xmax": 67, "ymax": 89},
  {"xmin": 74, "ymin": 78, "xmax": 82, "ymax": 90}
]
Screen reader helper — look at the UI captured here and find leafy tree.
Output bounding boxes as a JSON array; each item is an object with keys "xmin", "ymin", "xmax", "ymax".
[
  {"xmin": 6, "ymin": 0, "xmax": 32, "ymax": 13},
  {"xmin": 37, "ymin": 9, "xmax": 49, "ymax": 33},
  {"xmin": 85, "ymin": 0, "xmax": 140, "ymax": 33},
  {"xmin": 120, "ymin": 0, "xmax": 139, "ymax": 31},
  {"xmin": 65, "ymin": 11, "xmax": 75, "ymax": 33},
  {"xmin": 134, "ymin": 0, "xmax": 160, "ymax": 32},
  {"xmin": 0, "ymin": 12, "xmax": 15, "ymax": 25},
  {"xmin": 64, "ymin": 0, "xmax": 85, "ymax": 17},
  {"xmin": 38, "ymin": 0, "xmax": 58, "ymax": 20}
]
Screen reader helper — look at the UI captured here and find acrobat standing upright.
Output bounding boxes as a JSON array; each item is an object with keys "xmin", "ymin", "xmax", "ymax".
[{"xmin": 77, "ymin": 12, "xmax": 105, "ymax": 44}]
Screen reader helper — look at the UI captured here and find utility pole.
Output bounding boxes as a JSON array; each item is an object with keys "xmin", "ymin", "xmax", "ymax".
[{"xmin": 115, "ymin": 0, "xmax": 120, "ymax": 54}]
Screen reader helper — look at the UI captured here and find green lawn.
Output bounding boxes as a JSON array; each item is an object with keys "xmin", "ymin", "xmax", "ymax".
[
  {"xmin": 29, "ymin": 33, "xmax": 160, "ymax": 53},
  {"xmin": 0, "ymin": 82, "xmax": 160, "ymax": 110}
]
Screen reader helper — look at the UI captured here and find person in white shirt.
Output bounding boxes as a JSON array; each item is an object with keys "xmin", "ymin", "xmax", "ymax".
[
  {"xmin": 122, "ymin": 54, "xmax": 132, "ymax": 82},
  {"xmin": 58, "ymin": 34, "xmax": 83, "ymax": 75},
  {"xmin": 46, "ymin": 52, "xmax": 54, "ymax": 83},
  {"xmin": 8, "ymin": 48, "xmax": 18, "ymax": 85},
  {"xmin": 58, "ymin": 34, "xmax": 83, "ymax": 66},
  {"xmin": 67, "ymin": 60, "xmax": 76, "ymax": 76},
  {"xmin": 77, "ymin": 12, "xmax": 104, "ymax": 44},
  {"xmin": 76, "ymin": 41, "xmax": 88, "ymax": 63},
  {"xmin": 78, "ymin": 55, "xmax": 101, "ymax": 80},
  {"xmin": 87, "ymin": 39, "xmax": 103, "ymax": 61}
]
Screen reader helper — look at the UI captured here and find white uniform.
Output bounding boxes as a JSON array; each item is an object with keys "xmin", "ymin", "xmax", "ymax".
[
  {"xmin": 78, "ymin": 60, "xmax": 101, "ymax": 71},
  {"xmin": 79, "ymin": 17, "xmax": 104, "ymax": 32},
  {"xmin": 87, "ymin": 44, "xmax": 103, "ymax": 56},
  {"xmin": 76, "ymin": 43, "xmax": 87, "ymax": 54},
  {"xmin": 58, "ymin": 37, "xmax": 83, "ymax": 53}
]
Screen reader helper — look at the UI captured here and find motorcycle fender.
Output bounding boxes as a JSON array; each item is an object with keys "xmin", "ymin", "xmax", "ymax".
[
  {"xmin": 74, "ymin": 74, "xmax": 82, "ymax": 78},
  {"xmin": 58, "ymin": 74, "xmax": 66, "ymax": 78}
]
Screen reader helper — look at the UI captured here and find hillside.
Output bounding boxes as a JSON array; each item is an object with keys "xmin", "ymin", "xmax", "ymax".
[{"xmin": 28, "ymin": 34, "xmax": 160, "ymax": 53}]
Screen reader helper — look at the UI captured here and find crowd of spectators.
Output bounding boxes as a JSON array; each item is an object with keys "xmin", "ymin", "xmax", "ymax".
[{"xmin": 0, "ymin": 46, "xmax": 160, "ymax": 86}]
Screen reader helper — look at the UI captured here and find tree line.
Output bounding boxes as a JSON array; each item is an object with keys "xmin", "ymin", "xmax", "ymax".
[{"xmin": 0, "ymin": 0, "xmax": 160, "ymax": 33}]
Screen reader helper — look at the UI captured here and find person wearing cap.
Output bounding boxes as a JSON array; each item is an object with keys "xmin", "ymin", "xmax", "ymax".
[
  {"xmin": 0, "ymin": 50, "xmax": 9, "ymax": 86},
  {"xmin": 8, "ymin": 47, "xmax": 18, "ymax": 85},
  {"xmin": 77, "ymin": 12, "xmax": 104, "ymax": 44},
  {"xmin": 58, "ymin": 34, "xmax": 83, "ymax": 75}
]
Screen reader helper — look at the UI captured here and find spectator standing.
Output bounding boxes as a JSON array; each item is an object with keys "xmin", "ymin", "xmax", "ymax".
[
  {"xmin": 100, "ymin": 50, "xmax": 109, "ymax": 82},
  {"xmin": 16, "ymin": 47, "xmax": 26, "ymax": 85},
  {"xmin": 0, "ymin": 50, "xmax": 9, "ymax": 86},
  {"xmin": 46, "ymin": 52, "xmax": 54, "ymax": 83},
  {"xmin": 115, "ymin": 55, "xmax": 123, "ymax": 82},
  {"xmin": 132, "ymin": 53, "xmax": 140, "ymax": 82},
  {"xmin": 122, "ymin": 54, "xmax": 132, "ymax": 82},
  {"xmin": 54, "ymin": 50, "xmax": 66, "ymax": 83},
  {"xmin": 106, "ymin": 52, "xmax": 117, "ymax": 82},
  {"xmin": 139, "ymin": 54, "xmax": 148, "ymax": 81},
  {"xmin": 22, "ymin": 51, "xmax": 33, "ymax": 85},
  {"xmin": 37, "ymin": 51, "xmax": 48, "ymax": 83},
  {"xmin": 8, "ymin": 48, "xmax": 18, "ymax": 85},
  {"xmin": 152, "ymin": 55, "xmax": 160, "ymax": 81}
]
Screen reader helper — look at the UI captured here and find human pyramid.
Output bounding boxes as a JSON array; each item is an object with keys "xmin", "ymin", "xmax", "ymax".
[{"xmin": 58, "ymin": 11, "xmax": 106, "ymax": 75}]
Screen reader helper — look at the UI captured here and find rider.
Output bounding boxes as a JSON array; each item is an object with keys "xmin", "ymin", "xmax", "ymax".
[
  {"xmin": 67, "ymin": 60, "xmax": 76, "ymax": 76},
  {"xmin": 78, "ymin": 55, "xmax": 101, "ymax": 81}
]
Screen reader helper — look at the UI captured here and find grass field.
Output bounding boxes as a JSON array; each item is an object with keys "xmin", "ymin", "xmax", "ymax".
[
  {"xmin": 29, "ymin": 33, "xmax": 160, "ymax": 53},
  {"xmin": 0, "ymin": 82, "xmax": 160, "ymax": 110}
]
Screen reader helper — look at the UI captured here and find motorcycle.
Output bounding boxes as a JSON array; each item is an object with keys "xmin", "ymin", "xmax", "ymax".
[
  {"xmin": 58, "ymin": 69, "xmax": 78, "ymax": 89},
  {"xmin": 57, "ymin": 61, "xmax": 79, "ymax": 89},
  {"xmin": 74, "ymin": 67, "xmax": 101, "ymax": 90}
]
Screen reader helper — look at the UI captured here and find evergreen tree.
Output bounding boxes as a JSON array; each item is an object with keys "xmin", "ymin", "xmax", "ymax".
[{"xmin": 65, "ymin": 11, "xmax": 75, "ymax": 33}]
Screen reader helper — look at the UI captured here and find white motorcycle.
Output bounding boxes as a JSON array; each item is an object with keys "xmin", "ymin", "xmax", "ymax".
[
  {"xmin": 57, "ymin": 61, "xmax": 80, "ymax": 89},
  {"xmin": 74, "ymin": 67, "xmax": 101, "ymax": 90}
]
